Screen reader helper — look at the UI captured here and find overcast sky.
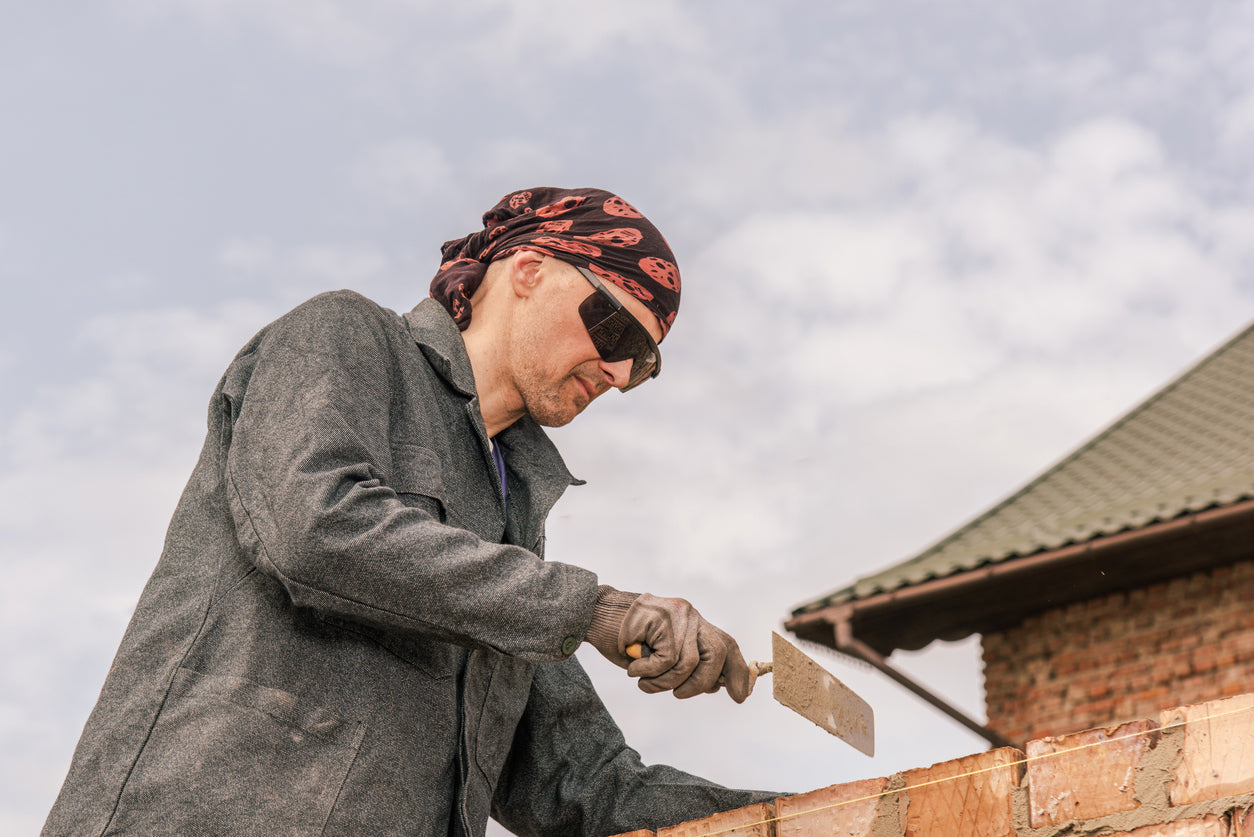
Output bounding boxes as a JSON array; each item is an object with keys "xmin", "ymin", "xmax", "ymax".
[{"xmin": 5, "ymin": 2, "xmax": 1254, "ymax": 834}]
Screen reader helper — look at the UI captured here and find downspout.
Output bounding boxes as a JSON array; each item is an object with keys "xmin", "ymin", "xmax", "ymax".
[{"xmin": 830, "ymin": 616, "xmax": 1016, "ymax": 750}]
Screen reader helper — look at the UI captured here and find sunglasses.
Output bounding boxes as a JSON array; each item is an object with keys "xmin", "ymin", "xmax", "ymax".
[{"xmin": 574, "ymin": 265, "xmax": 661, "ymax": 391}]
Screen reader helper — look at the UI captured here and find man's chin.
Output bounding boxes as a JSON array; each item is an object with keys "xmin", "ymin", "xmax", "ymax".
[
  {"xmin": 534, "ymin": 415, "xmax": 574, "ymax": 428},
  {"xmin": 527, "ymin": 397, "xmax": 587, "ymax": 428},
  {"xmin": 522, "ymin": 377, "xmax": 596, "ymax": 427}
]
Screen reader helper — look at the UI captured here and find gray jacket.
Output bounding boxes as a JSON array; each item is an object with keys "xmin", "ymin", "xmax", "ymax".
[{"xmin": 43, "ymin": 292, "xmax": 770, "ymax": 837}]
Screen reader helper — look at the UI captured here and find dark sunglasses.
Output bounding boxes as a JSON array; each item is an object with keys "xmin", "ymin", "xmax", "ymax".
[{"xmin": 574, "ymin": 265, "xmax": 661, "ymax": 391}]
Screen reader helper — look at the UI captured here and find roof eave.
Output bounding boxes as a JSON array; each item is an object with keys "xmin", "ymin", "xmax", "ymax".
[{"xmin": 786, "ymin": 497, "xmax": 1254, "ymax": 657}]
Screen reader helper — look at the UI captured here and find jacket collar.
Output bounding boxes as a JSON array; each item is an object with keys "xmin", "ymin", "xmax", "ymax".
[
  {"xmin": 403, "ymin": 298, "xmax": 584, "ymax": 494},
  {"xmin": 404, "ymin": 298, "xmax": 479, "ymax": 399}
]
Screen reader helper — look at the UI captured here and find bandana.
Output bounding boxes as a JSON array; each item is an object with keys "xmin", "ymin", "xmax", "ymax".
[{"xmin": 430, "ymin": 187, "xmax": 681, "ymax": 338}]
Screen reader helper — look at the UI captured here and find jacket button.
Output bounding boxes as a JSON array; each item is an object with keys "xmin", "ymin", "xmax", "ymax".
[{"xmin": 561, "ymin": 636, "xmax": 579, "ymax": 657}]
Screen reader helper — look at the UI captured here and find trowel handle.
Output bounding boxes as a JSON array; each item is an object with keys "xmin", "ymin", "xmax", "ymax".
[
  {"xmin": 625, "ymin": 643, "xmax": 771, "ymax": 673},
  {"xmin": 747, "ymin": 660, "xmax": 772, "ymax": 694},
  {"xmin": 625, "ymin": 643, "xmax": 772, "ymax": 693}
]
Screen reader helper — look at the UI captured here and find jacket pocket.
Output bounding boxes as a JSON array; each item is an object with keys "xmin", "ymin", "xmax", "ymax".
[
  {"xmin": 105, "ymin": 668, "xmax": 365, "ymax": 837},
  {"xmin": 389, "ymin": 442, "xmax": 448, "ymax": 523}
]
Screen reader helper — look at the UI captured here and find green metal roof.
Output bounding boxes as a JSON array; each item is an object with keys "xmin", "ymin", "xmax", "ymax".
[{"xmin": 796, "ymin": 320, "xmax": 1254, "ymax": 616}]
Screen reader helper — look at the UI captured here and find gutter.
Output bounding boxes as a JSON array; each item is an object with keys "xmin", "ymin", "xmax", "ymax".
[
  {"xmin": 787, "ymin": 498, "xmax": 1254, "ymax": 752},
  {"xmin": 819, "ymin": 498, "xmax": 1254, "ymax": 619}
]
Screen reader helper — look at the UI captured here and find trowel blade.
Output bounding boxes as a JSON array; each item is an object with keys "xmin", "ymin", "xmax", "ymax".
[{"xmin": 771, "ymin": 631, "xmax": 875, "ymax": 756}]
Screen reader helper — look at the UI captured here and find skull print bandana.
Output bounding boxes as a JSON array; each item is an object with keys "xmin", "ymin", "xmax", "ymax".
[{"xmin": 430, "ymin": 187, "xmax": 682, "ymax": 338}]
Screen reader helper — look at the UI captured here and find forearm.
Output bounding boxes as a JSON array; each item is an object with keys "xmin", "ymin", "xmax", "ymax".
[{"xmin": 492, "ymin": 657, "xmax": 780, "ymax": 837}]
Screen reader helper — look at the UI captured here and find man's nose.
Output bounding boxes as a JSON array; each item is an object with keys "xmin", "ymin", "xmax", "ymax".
[{"xmin": 600, "ymin": 357, "xmax": 634, "ymax": 390}]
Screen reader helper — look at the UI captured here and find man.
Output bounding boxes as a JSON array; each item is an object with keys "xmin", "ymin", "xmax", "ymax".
[{"xmin": 43, "ymin": 187, "xmax": 773, "ymax": 837}]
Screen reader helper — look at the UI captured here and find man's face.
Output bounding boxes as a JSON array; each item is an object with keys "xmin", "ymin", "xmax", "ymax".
[{"xmin": 510, "ymin": 257, "xmax": 664, "ymax": 428}]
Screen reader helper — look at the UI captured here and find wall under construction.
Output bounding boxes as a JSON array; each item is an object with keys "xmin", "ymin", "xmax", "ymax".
[
  {"xmin": 983, "ymin": 559, "xmax": 1254, "ymax": 745},
  {"xmin": 611, "ymin": 692, "xmax": 1254, "ymax": 837}
]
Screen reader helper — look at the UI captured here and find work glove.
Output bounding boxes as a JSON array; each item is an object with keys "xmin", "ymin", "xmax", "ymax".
[{"xmin": 584, "ymin": 585, "xmax": 753, "ymax": 703}]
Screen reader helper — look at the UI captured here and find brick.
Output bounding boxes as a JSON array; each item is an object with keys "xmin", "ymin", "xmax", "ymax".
[
  {"xmin": 1191, "ymin": 649, "xmax": 1220, "ymax": 673},
  {"xmin": 1105, "ymin": 815, "xmax": 1227, "ymax": 836},
  {"xmin": 610, "ymin": 833, "xmax": 655, "ymax": 837},
  {"xmin": 1026, "ymin": 719, "xmax": 1160, "ymax": 827},
  {"xmin": 1164, "ymin": 693, "xmax": 1254, "ymax": 805},
  {"xmin": 775, "ymin": 777, "xmax": 888, "ymax": 837},
  {"xmin": 1076, "ymin": 698, "xmax": 1118, "ymax": 718},
  {"xmin": 900, "ymin": 747, "xmax": 1023, "ymax": 837},
  {"xmin": 1238, "ymin": 806, "xmax": 1254, "ymax": 837},
  {"xmin": 658, "ymin": 802, "xmax": 774, "ymax": 837}
]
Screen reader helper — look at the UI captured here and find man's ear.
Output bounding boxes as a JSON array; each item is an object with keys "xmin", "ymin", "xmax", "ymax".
[{"xmin": 508, "ymin": 250, "xmax": 546, "ymax": 299}]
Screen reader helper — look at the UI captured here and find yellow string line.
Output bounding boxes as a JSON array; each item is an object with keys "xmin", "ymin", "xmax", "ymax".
[{"xmin": 696, "ymin": 699, "xmax": 1254, "ymax": 836}]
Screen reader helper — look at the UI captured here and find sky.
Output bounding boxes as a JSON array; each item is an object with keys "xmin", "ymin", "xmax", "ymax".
[{"xmin": 4, "ymin": 2, "xmax": 1254, "ymax": 834}]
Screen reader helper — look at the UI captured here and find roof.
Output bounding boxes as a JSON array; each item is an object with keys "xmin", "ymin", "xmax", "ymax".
[{"xmin": 794, "ymin": 319, "xmax": 1254, "ymax": 622}]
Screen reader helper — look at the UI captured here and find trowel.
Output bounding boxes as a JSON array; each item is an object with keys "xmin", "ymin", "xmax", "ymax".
[{"xmin": 627, "ymin": 631, "xmax": 875, "ymax": 756}]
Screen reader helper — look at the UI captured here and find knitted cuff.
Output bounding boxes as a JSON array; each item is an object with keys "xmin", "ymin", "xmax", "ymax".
[{"xmin": 584, "ymin": 585, "xmax": 639, "ymax": 653}]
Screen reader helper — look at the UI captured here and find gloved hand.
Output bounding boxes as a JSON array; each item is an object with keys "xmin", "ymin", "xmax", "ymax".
[{"xmin": 584, "ymin": 585, "xmax": 753, "ymax": 703}]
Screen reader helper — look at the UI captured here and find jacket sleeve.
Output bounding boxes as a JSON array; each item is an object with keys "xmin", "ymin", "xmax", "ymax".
[
  {"xmin": 490, "ymin": 656, "xmax": 780, "ymax": 837},
  {"xmin": 219, "ymin": 292, "xmax": 598, "ymax": 662}
]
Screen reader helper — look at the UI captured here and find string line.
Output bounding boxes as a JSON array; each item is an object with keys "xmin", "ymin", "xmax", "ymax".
[{"xmin": 695, "ymin": 698, "xmax": 1254, "ymax": 836}]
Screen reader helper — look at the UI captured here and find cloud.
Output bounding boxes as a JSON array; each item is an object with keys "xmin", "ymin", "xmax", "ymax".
[
  {"xmin": 689, "ymin": 113, "xmax": 1253, "ymax": 362},
  {"xmin": 0, "ymin": 301, "xmax": 272, "ymax": 584},
  {"xmin": 547, "ymin": 112, "xmax": 1254, "ymax": 599},
  {"xmin": 4, "ymin": 302, "xmax": 267, "ymax": 466},
  {"xmin": 463, "ymin": 1, "xmax": 703, "ymax": 66},
  {"xmin": 351, "ymin": 137, "xmax": 458, "ymax": 210},
  {"xmin": 217, "ymin": 238, "xmax": 396, "ymax": 304},
  {"xmin": 114, "ymin": 0, "xmax": 393, "ymax": 65},
  {"xmin": 114, "ymin": 0, "xmax": 704, "ymax": 73}
]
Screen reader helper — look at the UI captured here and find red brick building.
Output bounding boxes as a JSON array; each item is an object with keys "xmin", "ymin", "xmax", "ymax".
[{"xmin": 786, "ymin": 322, "xmax": 1254, "ymax": 747}]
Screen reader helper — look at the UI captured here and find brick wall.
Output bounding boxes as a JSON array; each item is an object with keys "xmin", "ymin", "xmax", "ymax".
[
  {"xmin": 611, "ymin": 692, "xmax": 1254, "ymax": 837},
  {"xmin": 983, "ymin": 560, "xmax": 1254, "ymax": 745}
]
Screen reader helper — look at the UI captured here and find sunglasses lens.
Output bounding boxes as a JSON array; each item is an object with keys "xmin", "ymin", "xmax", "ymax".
[{"xmin": 578, "ymin": 293, "xmax": 659, "ymax": 388}]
